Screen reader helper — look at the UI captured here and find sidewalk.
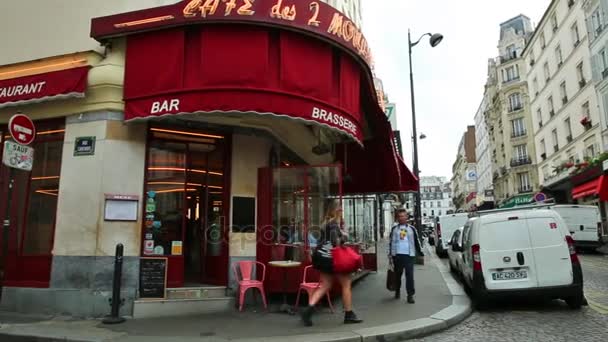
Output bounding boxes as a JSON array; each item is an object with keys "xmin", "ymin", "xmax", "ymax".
[{"xmin": 0, "ymin": 241, "xmax": 471, "ymax": 342}]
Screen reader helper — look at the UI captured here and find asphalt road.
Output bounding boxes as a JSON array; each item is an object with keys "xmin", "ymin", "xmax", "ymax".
[{"xmin": 410, "ymin": 251, "xmax": 608, "ymax": 342}]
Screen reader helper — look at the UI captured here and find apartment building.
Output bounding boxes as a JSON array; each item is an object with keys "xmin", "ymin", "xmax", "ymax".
[
  {"xmin": 485, "ymin": 15, "xmax": 540, "ymax": 208},
  {"xmin": 451, "ymin": 126, "xmax": 477, "ymax": 211},
  {"xmin": 584, "ymin": 0, "xmax": 608, "ymax": 149},
  {"xmin": 419, "ymin": 177, "xmax": 455, "ymax": 219},
  {"xmin": 524, "ymin": 0, "xmax": 603, "ymax": 203},
  {"xmin": 474, "ymin": 95, "xmax": 495, "ymax": 209}
]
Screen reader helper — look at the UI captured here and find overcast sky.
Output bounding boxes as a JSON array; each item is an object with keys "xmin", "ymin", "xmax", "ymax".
[{"xmin": 362, "ymin": 0, "xmax": 550, "ymax": 180}]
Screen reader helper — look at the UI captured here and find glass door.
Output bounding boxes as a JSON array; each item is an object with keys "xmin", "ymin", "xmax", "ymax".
[{"xmin": 145, "ymin": 127, "xmax": 229, "ymax": 287}]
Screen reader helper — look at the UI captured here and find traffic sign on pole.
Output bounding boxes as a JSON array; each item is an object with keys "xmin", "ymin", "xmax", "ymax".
[
  {"xmin": 2, "ymin": 141, "xmax": 34, "ymax": 171},
  {"xmin": 8, "ymin": 114, "xmax": 36, "ymax": 146},
  {"xmin": 534, "ymin": 192, "xmax": 547, "ymax": 203}
]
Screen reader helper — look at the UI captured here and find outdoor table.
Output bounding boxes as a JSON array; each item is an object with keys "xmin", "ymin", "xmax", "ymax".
[{"xmin": 268, "ymin": 260, "xmax": 302, "ymax": 314}]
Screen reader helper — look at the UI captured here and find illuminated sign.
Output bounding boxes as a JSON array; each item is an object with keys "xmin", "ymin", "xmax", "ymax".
[{"xmin": 91, "ymin": 0, "xmax": 372, "ymax": 66}]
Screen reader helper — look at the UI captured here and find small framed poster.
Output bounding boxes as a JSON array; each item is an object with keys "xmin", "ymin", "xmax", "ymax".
[{"xmin": 104, "ymin": 194, "xmax": 139, "ymax": 221}]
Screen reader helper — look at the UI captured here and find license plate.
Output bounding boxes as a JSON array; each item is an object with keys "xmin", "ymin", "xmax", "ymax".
[{"xmin": 492, "ymin": 270, "xmax": 527, "ymax": 281}]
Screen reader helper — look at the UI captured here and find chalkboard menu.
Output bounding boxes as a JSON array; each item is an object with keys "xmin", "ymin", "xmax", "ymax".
[
  {"xmin": 139, "ymin": 257, "xmax": 167, "ymax": 299},
  {"xmin": 232, "ymin": 197, "xmax": 256, "ymax": 233}
]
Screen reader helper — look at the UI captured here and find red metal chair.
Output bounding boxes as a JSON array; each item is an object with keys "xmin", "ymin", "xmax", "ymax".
[
  {"xmin": 232, "ymin": 261, "xmax": 268, "ymax": 312},
  {"xmin": 294, "ymin": 265, "xmax": 334, "ymax": 312}
]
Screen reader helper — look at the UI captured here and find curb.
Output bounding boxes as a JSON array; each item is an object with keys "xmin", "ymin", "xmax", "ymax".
[{"xmin": 0, "ymin": 249, "xmax": 471, "ymax": 342}]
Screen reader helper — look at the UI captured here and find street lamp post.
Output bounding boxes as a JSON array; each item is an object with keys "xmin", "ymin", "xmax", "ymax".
[{"xmin": 408, "ymin": 30, "xmax": 443, "ymax": 231}]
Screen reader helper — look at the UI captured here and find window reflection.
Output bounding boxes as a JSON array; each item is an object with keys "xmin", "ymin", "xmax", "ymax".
[{"xmin": 271, "ymin": 166, "xmax": 341, "ymax": 257}]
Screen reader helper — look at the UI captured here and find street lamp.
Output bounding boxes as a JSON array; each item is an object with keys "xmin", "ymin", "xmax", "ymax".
[{"xmin": 409, "ymin": 30, "xmax": 443, "ymax": 231}]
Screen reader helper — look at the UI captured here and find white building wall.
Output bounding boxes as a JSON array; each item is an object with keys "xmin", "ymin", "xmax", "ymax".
[
  {"xmin": 474, "ymin": 97, "xmax": 494, "ymax": 204},
  {"xmin": 419, "ymin": 177, "xmax": 454, "ymax": 218},
  {"xmin": 524, "ymin": 0, "xmax": 604, "ymax": 185},
  {"xmin": 584, "ymin": 0, "xmax": 608, "ymax": 150}
]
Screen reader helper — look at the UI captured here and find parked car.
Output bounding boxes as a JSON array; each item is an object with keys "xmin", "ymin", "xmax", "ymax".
[
  {"xmin": 460, "ymin": 209, "xmax": 584, "ymax": 310},
  {"xmin": 447, "ymin": 227, "xmax": 465, "ymax": 276},
  {"xmin": 435, "ymin": 213, "xmax": 470, "ymax": 258},
  {"xmin": 549, "ymin": 205, "xmax": 602, "ymax": 249}
]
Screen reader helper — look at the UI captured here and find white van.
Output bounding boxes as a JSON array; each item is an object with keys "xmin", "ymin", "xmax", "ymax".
[
  {"xmin": 460, "ymin": 209, "xmax": 584, "ymax": 309},
  {"xmin": 435, "ymin": 213, "xmax": 470, "ymax": 258},
  {"xmin": 549, "ymin": 205, "xmax": 602, "ymax": 248}
]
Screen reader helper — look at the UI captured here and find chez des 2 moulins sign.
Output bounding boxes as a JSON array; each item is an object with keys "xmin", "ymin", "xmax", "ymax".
[{"xmin": 93, "ymin": 0, "xmax": 372, "ymax": 66}]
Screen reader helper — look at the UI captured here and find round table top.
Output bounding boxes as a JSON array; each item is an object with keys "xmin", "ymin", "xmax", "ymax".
[{"xmin": 268, "ymin": 260, "xmax": 302, "ymax": 268}]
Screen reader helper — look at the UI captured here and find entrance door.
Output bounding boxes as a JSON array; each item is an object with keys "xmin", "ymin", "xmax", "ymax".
[
  {"xmin": 186, "ymin": 143, "xmax": 228, "ymax": 285},
  {"xmin": 145, "ymin": 127, "xmax": 230, "ymax": 287}
]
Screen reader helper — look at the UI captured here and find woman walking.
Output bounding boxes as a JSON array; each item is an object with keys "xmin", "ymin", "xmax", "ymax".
[{"xmin": 301, "ymin": 200, "xmax": 363, "ymax": 326}]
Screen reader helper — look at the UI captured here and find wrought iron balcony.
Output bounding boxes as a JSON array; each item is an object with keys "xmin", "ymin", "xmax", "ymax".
[
  {"xmin": 519, "ymin": 186, "xmax": 533, "ymax": 193},
  {"xmin": 511, "ymin": 131, "xmax": 527, "ymax": 138},
  {"xmin": 511, "ymin": 156, "xmax": 532, "ymax": 167}
]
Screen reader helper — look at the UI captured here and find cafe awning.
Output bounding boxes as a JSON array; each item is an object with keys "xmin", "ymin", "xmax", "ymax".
[
  {"xmin": 0, "ymin": 66, "xmax": 89, "ymax": 108},
  {"xmin": 337, "ymin": 104, "xmax": 418, "ymax": 194},
  {"xmin": 572, "ymin": 175, "xmax": 607, "ymax": 200}
]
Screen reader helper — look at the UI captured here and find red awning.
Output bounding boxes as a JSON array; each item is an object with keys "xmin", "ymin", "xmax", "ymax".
[
  {"xmin": 0, "ymin": 66, "xmax": 89, "ymax": 108},
  {"xmin": 337, "ymin": 102, "xmax": 418, "ymax": 194},
  {"xmin": 572, "ymin": 175, "xmax": 606, "ymax": 200},
  {"xmin": 122, "ymin": 26, "xmax": 364, "ymax": 144}
]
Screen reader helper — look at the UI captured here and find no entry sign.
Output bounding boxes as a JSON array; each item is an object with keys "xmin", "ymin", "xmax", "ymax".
[{"xmin": 8, "ymin": 114, "xmax": 36, "ymax": 145}]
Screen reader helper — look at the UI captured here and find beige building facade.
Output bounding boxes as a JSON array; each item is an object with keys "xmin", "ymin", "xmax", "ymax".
[
  {"xmin": 451, "ymin": 126, "xmax": 477, "ymax": 211},
  {"xmin": 486, "ymin": 15, "xmax": 541, "ymax": 207}
]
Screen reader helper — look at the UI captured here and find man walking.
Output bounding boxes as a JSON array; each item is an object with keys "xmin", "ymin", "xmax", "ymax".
[{"xmin": 388, "ymin": 209, "xmax": 423, "ymax": 303}]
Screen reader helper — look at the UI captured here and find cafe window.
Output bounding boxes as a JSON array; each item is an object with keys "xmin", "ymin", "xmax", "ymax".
[
  {"xmin": 0, "ymin": 119, "xmax": 65, "ymax": 256},
  {"xmin": 272, "ymin": 165, "xmax": 341, "ymax": 249}
]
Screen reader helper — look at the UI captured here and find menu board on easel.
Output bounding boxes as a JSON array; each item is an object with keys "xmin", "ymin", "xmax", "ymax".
[{"xmin": 139, "ymin": 257, "xmax": 167, "ymax": 299}]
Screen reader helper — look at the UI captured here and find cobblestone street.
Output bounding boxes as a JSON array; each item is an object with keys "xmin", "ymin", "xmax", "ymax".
[{"xmin": 411, "ymin": 252, "xmax": 608, "ymax": 342}]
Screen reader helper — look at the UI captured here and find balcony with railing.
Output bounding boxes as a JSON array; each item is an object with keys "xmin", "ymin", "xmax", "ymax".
[
  {"xmin": 503, "ymin": 76, "xmax": 521, "ymax": 84},
  {"xmin": 509, "ymin": 104, "xmax": 523, "ymax": 112},
  {"xmin": 511, "ymin": 156, "xmax": 532, "ymax": 167},
  {"xmin": 518, "ymin": 185, "xmax": 533, "ymax": 193},
  {"xmin": 511, "ymin": 130, "xmax": 527, "ymax": 139}
]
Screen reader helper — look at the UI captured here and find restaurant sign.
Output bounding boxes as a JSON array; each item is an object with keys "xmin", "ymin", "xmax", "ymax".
[
  {"xmin": 91, "ymin": 0, "xmax": 372, "ymax": 66},
  {"xmin": 0, "ymin": 67, "xmax": 89, "ymax": 108}
]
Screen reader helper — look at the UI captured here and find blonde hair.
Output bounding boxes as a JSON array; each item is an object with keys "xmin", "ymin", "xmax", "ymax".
[{"xmin": 322, "ymin": 199, "xmax": 342, "ymax": 225}]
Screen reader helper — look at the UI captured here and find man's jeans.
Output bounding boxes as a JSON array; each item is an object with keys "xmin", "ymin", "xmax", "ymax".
[{"xmin": 393, "ymin": 254, "xmax": 415, "ymax": 296}]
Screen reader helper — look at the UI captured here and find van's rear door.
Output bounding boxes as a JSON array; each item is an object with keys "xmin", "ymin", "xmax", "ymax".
[
  {"xmin": 526, "ymin": 215, "xmax": 573, "ymax": 287},
  {"xmin": 479, "ymin": 215, "xmax": 538, "ymax": 290},
  {"xmin": 553, "ymin": 206, "xmax": 600, "ymax": 244}
]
